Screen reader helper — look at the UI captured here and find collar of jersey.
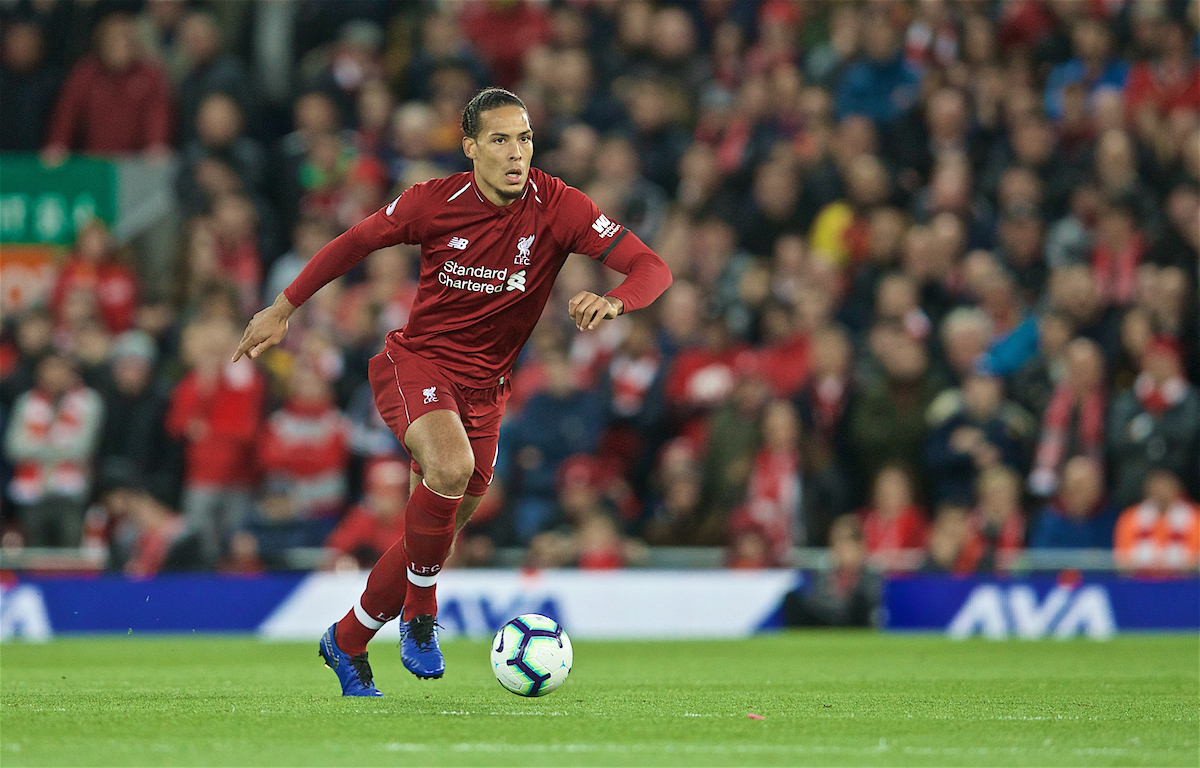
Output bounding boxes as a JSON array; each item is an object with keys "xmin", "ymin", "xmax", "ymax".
[{"xmin": 470, "ymin": 172, "xmax": 528, "ymax": 216}]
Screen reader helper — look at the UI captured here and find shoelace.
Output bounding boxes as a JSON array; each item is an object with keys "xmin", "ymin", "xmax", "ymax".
[
  {"xmin": 348, "ymin": 653, "xmax": 374, "ymax": 686},
  {"xmin": 407, "ymin": 616, "xmax": 441, "ymax": 652}
]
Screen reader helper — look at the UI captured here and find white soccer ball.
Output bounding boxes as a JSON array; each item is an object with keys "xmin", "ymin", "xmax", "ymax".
[{"xmin": 490, "ymin": 614, "xmax": 573, "ymax": 697}]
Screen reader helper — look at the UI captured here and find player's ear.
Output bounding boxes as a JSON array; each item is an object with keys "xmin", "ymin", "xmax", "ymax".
[{"xmin": 463, "ymin": 136, "xmax": 476, "ymax": 160}]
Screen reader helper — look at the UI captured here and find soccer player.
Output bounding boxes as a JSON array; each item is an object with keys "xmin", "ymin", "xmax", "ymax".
[{"xmin": 233, "ymin": 88, "xmax": 672, "ymax": 696}]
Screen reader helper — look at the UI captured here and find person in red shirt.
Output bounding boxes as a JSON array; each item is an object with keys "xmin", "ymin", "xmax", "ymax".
[
  {"xmin": 42, "ymin": 13, "xmax": 172, "ymax": 162},
  {"xmin": 234, "ymin": 88, "xmax": 671, "ymax": 693},
  {"xmin": 324, "ymin": 459, "xmax": 408, "ymax": 570},
  {"xmin": 167, "ymin": 316, "xmax": 265, "ymax": 566},
  {"xmin": 1114, "ymin": 469, "xmax": 1200, "ymax": 576},
  {"xmin": 258, "ymin": 364, "xmax": 349, "ymax": 519},
  {"xmin": 51, "ymin": 220, "xmax": 139, "ymax": 334},
  {"xmin": 858, "ymin": 464, "xmax": 929, "ymax": 571}
]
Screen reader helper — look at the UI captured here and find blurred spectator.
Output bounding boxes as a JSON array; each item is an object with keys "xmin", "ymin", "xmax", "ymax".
[
  {"xmin": 972, "ymin": 465, "xmax": 1026, "ymax": 572},
  {"xmin": 526, "ymin": 455, "xmax": 641, "ymax": 570},
  {"xmin": 0, "ymin": 311, "xmax": 54, "ymax": 412},
  {"xmin": 264, "ymin": 217, "xmax": 336, "ymax": 306},
  {"xmin": 937, "ymin": 306, "xmax": 990, "ymax": 385},
  {"xmin": 502, "ymin": 348, "xmax": 603, "ymax": 544},
  {"xmin": 324, "ymin": 458, "xmax": 407, "ymax": 570},
  {"xmin": 460, "ymin": 0, "xmax": 550, "ymax": 90},
  {"xmin": 1107, "ymin": 336, "xmax": 1200, "ymax": 508},
  {"xmin": 402, "ymin": 12, "xmax": 491, "ymax": 103},
  {"xmin": 273, "ymin": 90, "xmax": 344, "ymax": 232},
  {"xmin": 1029, "ymin": 456, "xmax": 1117, "ymax": 549},
  {"xmin": 1028, "ymin": 338, "xmax": 1107, "ymax": 498},
  {"xmin": 925, "ymin": 371, "xmax": 1035, "ymax": 506},
  {"xmin": 165, "ymin": 317, "xmax": 264, "ymax": 564},
  {"xmin": 96, "ymin": 330, "xmax": 179, "ymax": 505},
  {"xmin": 850, "ymin": 328, "xmax": 940, "ymax": 484},
  {"xmin": 643, "ymin": 444, "xmax": 704, "ymax": 546},
  {"xmin": 1090, "ymin": 196, "xmax": 1147, "ymax": 308},
  {"xmin": 210, "ymin": 193, "xmax": 264, "ymax": 318},
  {"xmin": 4, "ymin": 353, "xmax": 104, "ymax": 546},
  {"xmin": 175, "ymin": 10, "xmax": 256, "ymax": 144},
  {"xmin": 1043, "ymin": 17, "xmax": 1128, "ymax": 121},
  {"xmin": 297, "ymin": 19, "xmax": 384, "ymax": 126},
  {"xmin": 1124, "ymin": 17, "xmax": 1200, "ymax": 123},
  {"xmin": 624, "ymin": 76, "xmax": 691, "ymax": 194},
  {"xmin": 0, "ymin": 19, "xmax": 60, "ymax": 151},
  {"xmin": 738, "ymin": 158, "xmax": 816, "ymax": 259},
  {"xmin": 103, "ymin": 477, "xmax": 203, "ymax": 576},
  {"xmin": 699, "ymin": 372, "xmax": 770, "ymax": 540},
  {"xmin": 796, "ymin": 324, "xmax": 857, "ymax": 533},
  {"xmin": 588, "ymin": 135, "xmax": 668, "ymax": 244},
  {"xmin": 782, "ymin": 516, "xmax": 880, "ymax": 627},
  {"xmin": 1114, "ymin": 470, "xmax": 1200, "ymax": 575},
  {"xmin": 727, "ymin": 400, "xmax": 803, "ymax": 564},
  {"xmin": 42, "ymin": 13, "xmax": 172, "ymax": 161},
  {"xmin": 50, "ymin": 220, "xmax": 139, "ymax": 335},
  {"xmin": 921, "ymin": 504, "xmax": 982, "ymax": 574},
  {"xmin": 835, "ymin": 10, "xmax": 920, "ymax": 124},
  {"xmin": 1009, "ymin": 310, "xmax": 1075, "ymax": 419},
  {"xmin": 178, "ymin": 93, "xmax": 267, "ymax": 214},
  {"xmin": 858, "ymin": 464, "xmax": 928, "ymax": 568},
  {"xmin": 598, "ymin": 315, "xmax": 667, "ymax": 487},
  {"xmin": 258, "ymin": 364, "xmax": 349, "ymax": 519}
]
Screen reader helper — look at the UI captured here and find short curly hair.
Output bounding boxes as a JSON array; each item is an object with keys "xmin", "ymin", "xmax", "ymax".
[{"xmin": 461, "ymin": 87, "xmax": 527, "ymax": 139}]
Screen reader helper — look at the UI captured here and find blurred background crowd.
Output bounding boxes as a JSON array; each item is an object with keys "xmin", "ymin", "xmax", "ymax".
[{"xmin": 1, "ymin": 0, "xmax": 1198, "ymax": 590}]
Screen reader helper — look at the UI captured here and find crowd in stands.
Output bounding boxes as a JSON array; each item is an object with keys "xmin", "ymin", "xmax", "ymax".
[{"xmin": 1, "ymin": 0, "xmax": 1199, "ymax": 582}]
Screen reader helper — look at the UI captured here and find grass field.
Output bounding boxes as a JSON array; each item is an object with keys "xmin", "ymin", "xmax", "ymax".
[{"xmin": 1, "ymin": 633, "xmax": 1196, "ymax": 767}]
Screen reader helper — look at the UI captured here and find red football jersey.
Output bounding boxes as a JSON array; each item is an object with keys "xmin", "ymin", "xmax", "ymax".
[{"xmin": 285, "ymin": 168, "xmax": 671, "ymax": 387}]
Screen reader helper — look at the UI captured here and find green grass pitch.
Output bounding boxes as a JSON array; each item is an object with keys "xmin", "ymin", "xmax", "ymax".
[{"xmin": 1, "ymin": 633, "xmax": 1196, "ymax": 767}]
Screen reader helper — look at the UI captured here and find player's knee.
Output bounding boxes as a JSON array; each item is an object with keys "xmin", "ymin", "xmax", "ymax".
[{"xmin": 423, "ymin": 455, "xmax": 474, "ymax": 497}]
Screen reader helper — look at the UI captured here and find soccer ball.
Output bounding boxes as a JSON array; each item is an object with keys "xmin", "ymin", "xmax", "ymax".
[{"xmin": 490, "ymin": 614, "xmax": 573, "ymax": 697}]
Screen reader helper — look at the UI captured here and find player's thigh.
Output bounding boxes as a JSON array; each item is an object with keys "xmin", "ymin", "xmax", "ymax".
[{"xmin": 404, "ymin": 409, "xmax": 475, "ymax": 494}]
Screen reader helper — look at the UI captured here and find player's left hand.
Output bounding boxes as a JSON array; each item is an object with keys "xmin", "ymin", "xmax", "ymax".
[{"xmin": 568, "ymin": 292, "xmax": 623, "ymax": 331}]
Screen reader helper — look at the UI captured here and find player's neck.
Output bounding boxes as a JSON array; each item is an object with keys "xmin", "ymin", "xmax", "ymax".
[{"xmin": 473, "ymin": 169, "xmax": 520, "ymax": 208}]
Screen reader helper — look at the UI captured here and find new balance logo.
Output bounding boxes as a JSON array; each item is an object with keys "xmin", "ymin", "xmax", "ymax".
[
  {"xmin": 506, "ymin": 270, "xmax": 527, "ymax": 292},
  {"xmin": 423, "ymin": 387, "xmax": 438, "ymax": 404},
  {"xmin": 448, "ymin": 237, "xmax": 470, "ymax": 250},
  {"xmin": 591, "ymin": 214, "xmax": 621, "ymax": 238},
  {"xmin": 514, "ymin": 234, "xmax": 534, "ymax": 265}
]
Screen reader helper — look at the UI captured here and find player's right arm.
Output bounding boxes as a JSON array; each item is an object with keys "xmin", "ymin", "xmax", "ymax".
[{"xmin": 233, "ymin": 186, "xmax": 430, "ymax": 362}]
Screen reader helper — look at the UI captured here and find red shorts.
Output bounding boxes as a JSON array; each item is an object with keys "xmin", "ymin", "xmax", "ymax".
[{"xmin": 368, "ymin": 344, "xmax": 511, "ymax": 497}]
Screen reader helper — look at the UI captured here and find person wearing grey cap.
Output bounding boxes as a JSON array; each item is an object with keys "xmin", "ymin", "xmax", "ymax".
[{"xmin": 97, "ymin": 330, "xmax": 181, "ymax": 509}]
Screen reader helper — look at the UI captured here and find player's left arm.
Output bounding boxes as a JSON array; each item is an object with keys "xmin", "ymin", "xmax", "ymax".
[
  {"xmin": 558, "ymin": 184, "xmax": 672, "ymax": 330},
  {"xmin": 569, "ymin": 232, "xmax": 672, "ymax": 330}
]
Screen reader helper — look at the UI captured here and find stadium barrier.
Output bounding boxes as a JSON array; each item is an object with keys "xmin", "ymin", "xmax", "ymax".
[{"xmin": 2, "ymin": 568, "xmax": 1196, "ymax": 643}]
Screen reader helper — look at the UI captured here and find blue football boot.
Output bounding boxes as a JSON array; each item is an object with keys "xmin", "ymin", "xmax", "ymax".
[
  {"xmin": 319, "ymin": 623, "xmax": 384, "ymax": 697},
  {"xmin": 399, "ymin": 614, "xmax": 445, "ymax": 679}
]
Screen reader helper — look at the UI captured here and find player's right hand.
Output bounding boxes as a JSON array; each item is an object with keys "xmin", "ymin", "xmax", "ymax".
[{"xmin": 232, "ymin": 295, "xmax": 295, "ymax": 362}]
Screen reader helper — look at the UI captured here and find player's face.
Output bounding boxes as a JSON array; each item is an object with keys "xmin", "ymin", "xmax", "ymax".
[{"xmin": 464, "ymin": 106, "xmax": 533, "ymax": 206}]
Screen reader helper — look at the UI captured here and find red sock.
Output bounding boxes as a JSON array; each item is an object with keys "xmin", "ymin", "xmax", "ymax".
[
  {"xmin": 334, "ymin": 537, "xmax": 410, "ymax": 656},
  {"xmin": 401, "ymin": 480, "xmax": 461, "ymax": 620}
]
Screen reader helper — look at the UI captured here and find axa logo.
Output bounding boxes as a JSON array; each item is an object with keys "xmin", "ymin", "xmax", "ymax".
[
  {"xmin": 422, "ymin": 387, "xmax": 438, "ymax": 404},
  {"xmin": 514, "ymin": 235, "xmax": 534, "ymax": 265},
  {"xmin": 947, "ymin": 584, "xmax": 1116, "ymax": 640},
  {"xmin": 591, "ymin": 214, "xmax": 621, "ymax": 238},
  {"xmin": 506, "ymin": 270, "xmax": 527, "ymax": 292}
]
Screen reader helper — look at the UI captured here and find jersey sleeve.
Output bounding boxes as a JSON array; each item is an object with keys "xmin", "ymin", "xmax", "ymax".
[
  {"xmin": 283, "ymin": 185, "xmax": 431, "ymax": 307},
  {"xmin": 553, "ymin": 184, "xmax": 673, "ymax": 313}
]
